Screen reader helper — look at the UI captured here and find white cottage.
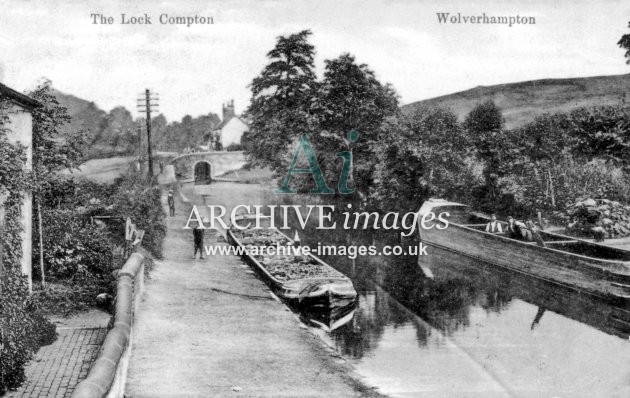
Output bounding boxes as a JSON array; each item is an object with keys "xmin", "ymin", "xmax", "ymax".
[
  {"xmin": 210, "ymin": 100, "xmax": 249, "ymax": 149},
  {"xmin": 0, "ymin": 82, "xmax": 39, "ymax": 291}
]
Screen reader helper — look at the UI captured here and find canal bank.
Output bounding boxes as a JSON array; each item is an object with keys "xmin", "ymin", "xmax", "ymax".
[{"xmin": 124, "ymin": 183, "xmax": 381, "ymax": 397}]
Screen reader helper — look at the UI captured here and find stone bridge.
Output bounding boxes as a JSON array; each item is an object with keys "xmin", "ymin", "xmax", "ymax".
[{"xmin": 171, "ymin": 151, "xmax": 247, "ymax": 182}]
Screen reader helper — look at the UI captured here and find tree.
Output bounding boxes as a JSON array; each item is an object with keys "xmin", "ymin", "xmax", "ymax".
[
  {"xmin": 509, "ymin": 113, "xmax": 573, "ymax": 209},
  {"xmin": 371, "ymin": 107, "xmax": 472, "ymax": 213},
  {"xmin": 371, "ymin": 116, "xmax": 428, "ymax": 213},
  {"xmin": 464, "ymin": 100, "xmax": 503, "ymax": 137},
  {"xmin": 29, "ymin": 81, "xmax": 88, "ymax": 286},
  {"xmin": 30, "ymin": 81, "xmax": 87, "ymax": 178},
  {"xmin": 618, "ymin": 20, "xmax": 630, "ymax": 64},
  {"xmin": 317, "ymin": 53, "xmax": 399, "ymax": 196},
  {"xmin": 406, "ymin": 105, "xmax": 469, "ymax": 193},
  {"xmin": 244, "ymin": 30, "xmax": 319, "ymax": 172},
  {"xmin": 102, "ymin": 106, "xmax": 135, "ymax": 154},
  {"xmin": 464, "ymin": 100, "xmax": 510, "ymax": 206},
  {"xmin": 568, "ymin": 105, "xmax": 630, "ymax": 166}
]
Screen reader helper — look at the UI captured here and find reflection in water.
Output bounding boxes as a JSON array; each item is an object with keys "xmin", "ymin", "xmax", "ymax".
[{"xmin": 196, "ymin": 183, "xmax": 630, "ymax": 397}]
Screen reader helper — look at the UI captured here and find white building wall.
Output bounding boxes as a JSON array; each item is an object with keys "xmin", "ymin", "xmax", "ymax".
[
  {"xmin": 221, "ymin": 118, "xmax": 249, "ymax": 147},
  {"xmin": 5, "ymin": 103, "xmax": 33, "ymax": 290}
]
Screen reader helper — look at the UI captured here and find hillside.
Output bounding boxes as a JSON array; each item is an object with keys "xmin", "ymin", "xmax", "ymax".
[
  {"xmin": 54, "ymin": 89, "xmax": 107, "ymax": 142},
  {"xmin": 402, "ymin": 73, "xmax": 630, "ymax": 129}
]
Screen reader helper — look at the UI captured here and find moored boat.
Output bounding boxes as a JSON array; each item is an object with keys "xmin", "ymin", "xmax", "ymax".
[
  {"xmin": 226, "ymin": 215, "xmax": 358, "ymax": 309},
  {"xmin": 417, "ymin": 199, "xmax": 630, "ymax": 304},
  {"xmin": 299, "ymin": 302, "xmax": 358, "ymax": 332}
]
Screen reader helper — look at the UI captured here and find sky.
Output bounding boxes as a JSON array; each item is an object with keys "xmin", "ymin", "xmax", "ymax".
[{"xmin": 1, "ymin": 0, "xmax": 630, "ymax": 121}]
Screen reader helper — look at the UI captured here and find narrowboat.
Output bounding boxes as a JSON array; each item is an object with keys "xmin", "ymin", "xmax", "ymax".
[
  {"xmin": 226, "ymin": 215, "xmax": 358, "ymax": 309},
  {"xmin": 417, "ymin": 199, "xmax": 630, "ymax": 304}
]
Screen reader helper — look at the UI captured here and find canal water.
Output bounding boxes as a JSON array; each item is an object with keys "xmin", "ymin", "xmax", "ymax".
[{"xmin": 194, "ymin": 182, "xmax": 630, "ymax": 398}]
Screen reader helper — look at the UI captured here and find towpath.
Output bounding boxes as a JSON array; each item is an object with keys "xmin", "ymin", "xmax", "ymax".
[{"xmin": 124, "ymin": 182, "xmax": 379, "ymax": 397}]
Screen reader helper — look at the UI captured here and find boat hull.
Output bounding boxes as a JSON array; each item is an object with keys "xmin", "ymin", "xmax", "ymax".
[
  {"xmin": 226, "ymin": 228, "xmax": 357, "ymax": 309},
  {"xmin": 418, "ymin": 201, "xmax": 630, "ymax": 305}
]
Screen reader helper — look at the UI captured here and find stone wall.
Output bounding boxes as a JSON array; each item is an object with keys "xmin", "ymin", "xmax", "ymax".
[{"xmin": 4, "ymin": 103, "xmax": 33, "ymax": 290}]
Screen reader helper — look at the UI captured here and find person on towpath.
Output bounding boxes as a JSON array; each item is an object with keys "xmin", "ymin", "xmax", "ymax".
[
  {"xmin": 167, "ymin": 190, "xmax": 175, "ymax": 217},
  {"xmin": 192, "ymin": 221, "xmax": 205, "ymax": 259}
]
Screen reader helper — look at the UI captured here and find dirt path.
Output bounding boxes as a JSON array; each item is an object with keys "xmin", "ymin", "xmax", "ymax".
[{"xmin": 124, "ymin": 183, "xmax": 381, "ymax": 397}]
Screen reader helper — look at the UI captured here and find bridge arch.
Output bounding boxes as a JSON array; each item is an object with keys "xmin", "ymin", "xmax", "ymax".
[
  {"xmin": 193, "ymin": 160, "xmax": 212, "ymax": 183},
  {"xmin": 171, "ymin": 151, "xmax": 246, "ymax": 181}
]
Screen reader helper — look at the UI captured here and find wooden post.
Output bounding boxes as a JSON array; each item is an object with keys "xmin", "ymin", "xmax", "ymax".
[
  {"xmin": 37, "ymin": 200, "xmax": 45, "ymax": 287},
  {"xmin": 145, "ymin": 89, "xmax": 153, "ymax": 178}
]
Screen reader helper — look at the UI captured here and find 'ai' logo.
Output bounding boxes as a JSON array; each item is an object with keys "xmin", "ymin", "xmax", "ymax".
[{"xmin": 275, "ymin": 131, "xmax": 359, "ymax": 195}]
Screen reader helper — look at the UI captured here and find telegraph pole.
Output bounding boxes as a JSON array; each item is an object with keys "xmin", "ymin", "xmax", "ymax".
[{"xmin": 137, "ymin": 89, "xmax": 159, "ymax": 177}]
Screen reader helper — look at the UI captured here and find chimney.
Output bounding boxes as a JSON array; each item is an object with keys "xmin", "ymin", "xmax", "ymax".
[{"xmin": 222, "ymin": 99, "xmax": 235, "ymax": 121}]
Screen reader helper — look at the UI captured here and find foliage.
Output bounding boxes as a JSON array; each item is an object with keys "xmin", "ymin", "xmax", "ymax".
[
  {"xmin": 240, "ymin": 28, "xmax": 630, "ymax": 220},
  {"xmin": 497, "ymin": 107, "xmax": 630, "ymax": 213},
  {"xmin": 32, "ymin": 276, "xmax": 114, "ymax": 317},
  {"xmin": 0, "ymin": 95, "xmax": 57, "ymax": 393},
  {"xmin": 567, "ymin": 105, "xmax": 630, "ymax": 165},
  {"xmin": 154, "ymin": 113, "xmax": 220, "ymax": 153},
  {"xmin": 501, "ymin": 113, "xmax": 574, "ymax": 210},
  {"xmin": 100, "ymin": 106, "xmax": 138, "ymax": 154},
  {"xmin": 316, "ymin": 53, "xmax": 399, "ymax": 195},
  {"xmin": 464, "ymin": 99, "xmax": 504, "ymax": 138},
  {"xmin": 29, "ymin": 81, "xmax": 88, "ymax": 187},
  {"xmin": 110, "ymin": 171, "xmax": 166, "ymax": 259},
  {"xmin": 244, "ymin": 30, "xmax": 319, "ymax": 172},
  {"xmin": 245, "ymin": 33, "xmax": 399, "ymax": 197},
  {"xmin": 618, "ymin": 20, "xmax": 630, "ymax": 64},
  {"xmin": 370, "ymin": 116, "xmax": 429, "ymax": 212},
  {"xmin": 1, "ymin": 267, "xmax": 57, "ymax": 392},
  {"xmin": 371, "ymin": 107, "xmax": 475, "ymax": 213},
  {"xmin": 36, "ymin": 209, "xmax": 114, "ymax": 279},
  {"xmin": 226, "ymin": 143, "xmax": 244, "ymax": 151}
]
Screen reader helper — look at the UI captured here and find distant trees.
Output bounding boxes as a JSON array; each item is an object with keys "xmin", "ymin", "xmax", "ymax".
[
  {"xmin": 468, "ymin": 104, "xmax": 630, "ymax": 213},
  {"xmin": 373, "ymin": 98, "xmax": 630, "ymax": 216}
]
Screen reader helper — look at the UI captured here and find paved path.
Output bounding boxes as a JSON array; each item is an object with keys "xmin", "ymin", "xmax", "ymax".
[
  {"xmin": 125, "ymin": 184, "xmax": 377, "ymax": 397},
  {"xmin": 6, "ymin": 310, "xmax": 110, "ymax": 398}
]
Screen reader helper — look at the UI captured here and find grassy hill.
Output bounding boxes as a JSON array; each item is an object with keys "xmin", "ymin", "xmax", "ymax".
[
  {"xmin": 53, "ymin": 89, "xmax": 107, "ymax": 140},
  {"xmin": 402, "ymin": 73, "xmax": 630, "ymax": 129}
]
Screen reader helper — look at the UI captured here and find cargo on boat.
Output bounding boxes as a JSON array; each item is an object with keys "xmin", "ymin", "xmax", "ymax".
[
  {"xmin": 418, "ymin": 199, "xmax": 630, "ymax": 304},
  {"xmin": 227, "ymin": 215, "xmax": 358, "ymax": 309}
]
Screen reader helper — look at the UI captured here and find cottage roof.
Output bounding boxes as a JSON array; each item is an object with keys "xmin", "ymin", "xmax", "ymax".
[
  {"xmin": 0, "ymin": 82, "xmax": 41, "ymax": 109},
  {"xmin": 212, "ymin": 115, "xmax": 249, "ymax": 131}
]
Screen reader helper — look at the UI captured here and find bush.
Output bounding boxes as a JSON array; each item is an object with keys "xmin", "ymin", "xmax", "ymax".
[
  {"xmin": 226, "ymin": 143, "xmax": 244, "ymax": 151},
  {"xmin": 110, "ymin": 172, "xmax": 166, "ymax": 259},
  {"xmin": 1, "ymin": 269, "xmax": 57, "ymax": 393},
  {"xmin": 36, "ymin": 209, "xmax": 114, "ymax": 279},
  {"xmin": 28, "ymin": 171, "xmax": 164, "ymax": 318}
]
